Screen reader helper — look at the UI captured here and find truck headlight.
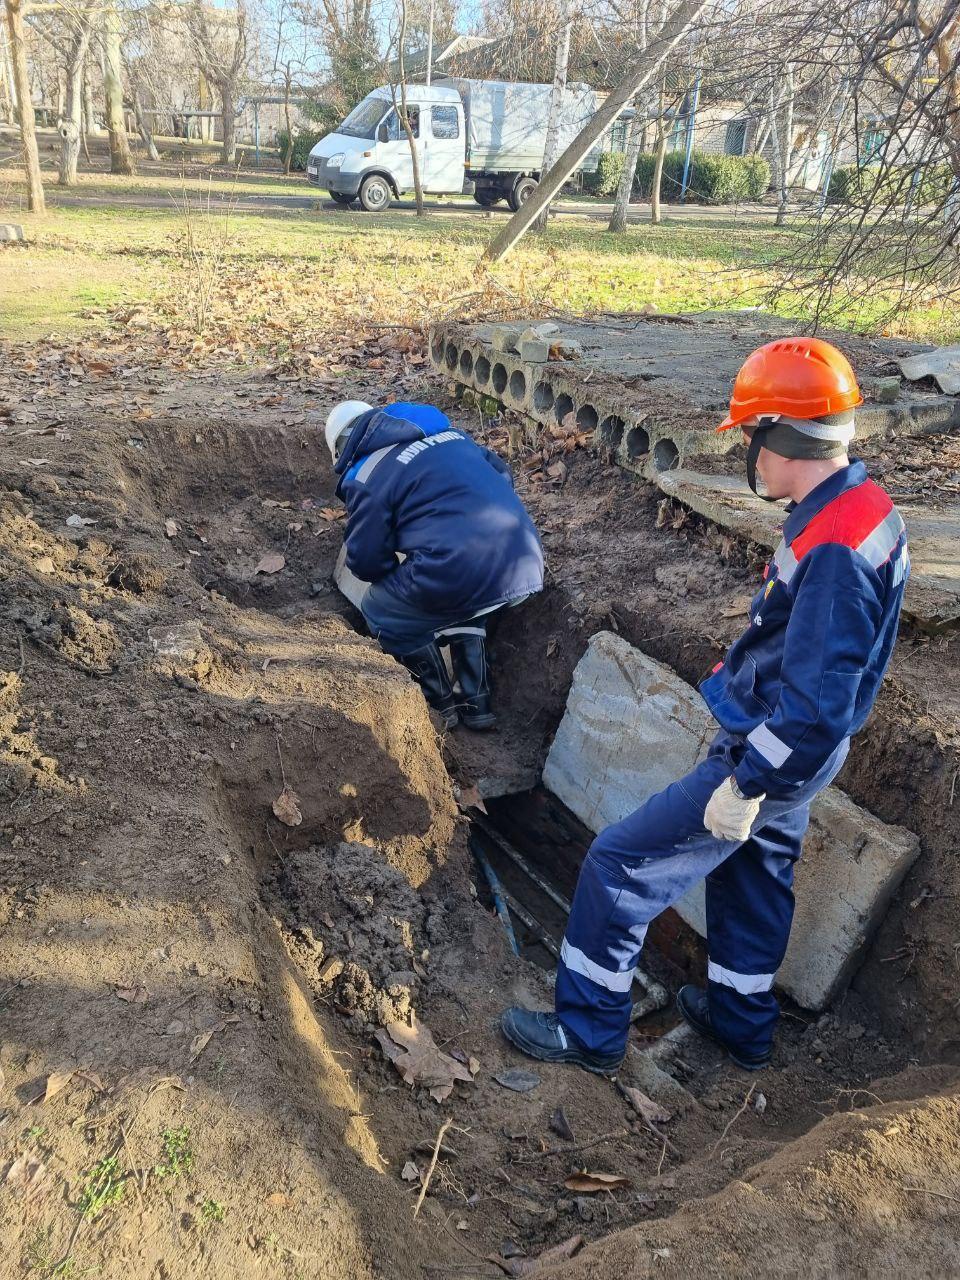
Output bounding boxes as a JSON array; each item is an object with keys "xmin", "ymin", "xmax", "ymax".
[{"xmin": 326, "ymin": 153, "xmax": 345, "ymax": 169}]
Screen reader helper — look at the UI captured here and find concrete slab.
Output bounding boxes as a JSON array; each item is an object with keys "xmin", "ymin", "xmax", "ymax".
[
  {"xmin": 333, "ymin": 544, "xmax": 370, "ymax": 609},
  {"xmin": 430, "ymin": 312, "xmax": 960, "ymax": 475},
  {"xmin": 0, "ymin": 224, "xmax": 24, "ymax": 243},
  {"xmin": 899, "ymin": 345, "xmax": 960, "ymax": 395},
  {"xmin": 655, "ymin": 468, "xmax": 960, "ymax": 632},
  {"xmin": 542, "ymin": 631, "xmax": 920, "ymax": 1011}
]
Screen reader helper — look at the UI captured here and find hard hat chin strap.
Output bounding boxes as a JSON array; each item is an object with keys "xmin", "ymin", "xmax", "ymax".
[{"xmin": 746, "ymin": 421, "xmax": 778, "ymax": 502}]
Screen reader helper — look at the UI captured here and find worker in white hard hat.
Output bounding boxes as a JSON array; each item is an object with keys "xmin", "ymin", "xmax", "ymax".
[{"xmin": 325, "ymin": 399, "xmax": 544, "ymax": 730}]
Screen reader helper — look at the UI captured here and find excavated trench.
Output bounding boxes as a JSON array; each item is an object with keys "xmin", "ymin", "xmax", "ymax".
[{"xmin": 82, "ymin": 410, "xmax": 960, "ymax": 1271}]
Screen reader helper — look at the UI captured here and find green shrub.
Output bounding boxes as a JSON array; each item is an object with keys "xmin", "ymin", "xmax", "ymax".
[
  {"xmin": 629, "ymin": 150, "xmax": 770, "ymax": 204},
  {"xmin": 827, "ymin": 162, "xmax": 953, "ymax": 207},
  {"xmin": 275, "ymin": 129, "xmax": 327, "ymax": 172},
  {"xmin": 586, "ymin": 150, "xmax": 626, "ymax": 197}
]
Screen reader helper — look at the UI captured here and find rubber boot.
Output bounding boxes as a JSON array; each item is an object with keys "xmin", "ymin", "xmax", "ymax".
[
  {"xmin": 399, "ymin": 642, "xmax": 459, "ymax": 729},
  {"xmin": 449, "ymin": 632, "xmax": 496, "ymax": 731}
]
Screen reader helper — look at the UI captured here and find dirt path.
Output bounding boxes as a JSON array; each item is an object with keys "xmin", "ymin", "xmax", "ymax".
[{"xmin": 0, "ymin": 335, "xmax": 958, "ymax": 1278}]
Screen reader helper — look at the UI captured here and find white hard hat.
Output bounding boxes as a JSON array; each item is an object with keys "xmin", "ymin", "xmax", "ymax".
[{"xmin": 325, "ymin": 400, "xmax": 372, "ymax": 462}]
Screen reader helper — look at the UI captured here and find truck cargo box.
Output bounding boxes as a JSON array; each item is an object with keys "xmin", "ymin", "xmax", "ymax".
[{"xmin": 450, "ymin": 78, "xmax": 600, "ymax": 174}]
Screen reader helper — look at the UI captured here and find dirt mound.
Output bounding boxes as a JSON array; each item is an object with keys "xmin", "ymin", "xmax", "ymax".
[{"xmin": 545, "ymin": 1071, "xmax": 960, "ymax": 1279}]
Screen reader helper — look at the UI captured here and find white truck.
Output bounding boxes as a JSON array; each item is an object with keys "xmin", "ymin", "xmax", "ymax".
[{"xmin": 306, "ymin": 79, "xmax": 599, "ymax": 213}]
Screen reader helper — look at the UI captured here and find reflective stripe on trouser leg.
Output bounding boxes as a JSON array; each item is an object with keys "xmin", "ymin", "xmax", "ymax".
[
  {"xmin": 555, "ymin": 744, "xmax": 740, "ymax": 1058},
  {"xmin": 704, "ymin": 738, "xmax": 850, "ymax": 1057}
]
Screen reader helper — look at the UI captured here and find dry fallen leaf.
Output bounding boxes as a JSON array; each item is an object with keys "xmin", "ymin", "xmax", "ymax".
[
  {"xmin": 189, "ymin": 1016, "xmax": 239, "ymax": 1062},
  {"xmin": 318, "ymin": 506, "xmax": 346, "ymax": 522},
  {"xmin": 549, "ymin": 1106, "xmax": 575, "ymax": 1143},
  {"xmin": 620, "ymin": 1085, "xmax": 672, "ymax": 1126},
  {"xmin": 164, "ymin": 519, "xmax": 179, "ymax": 538},
  {"xmin": 401, "ymin": 1161, "xmax": 421, "ymax": 1183},
  {"xmin": 456, "ymin": 785, "xmax": 487, "ymax": 814},
  {"xmin": 114, "ymin": 985, "xmax": 148, "ymax": 1004},
  {"xmin": 255, "ymin": 552, "xmax": 286, "ymax": 575},
  {"xmin": 272, "ymin": 786, "xmax": 303, "ymax": 827},
  {"xmin": 375, "ymin": 1015, "xmax": 474, "ymax": 1103},
  {"xmin": 720, "ymin": 596, "xmax": 753, "ymax": 619},
  {"xmin": 43, "ymin": 1067, "xmax": 75, "ymax": 1104},
  {"xmin": 5, "ymin": 1153, "xmax": 51, "ymax": 1201},
  {"xmin": 493, "ymin": 1068, "xmax": 541, "ymax": 1093},
  {"xmin": 265, "ymin": 1191, "xmax": 292, "ymax": 1206},
  {"xmin": 65, "ymin": 514, "xmax": 97, "ymax": 528},
  {"xmin": 546, "ymin": 637, "xmax": 558, "ymax": 658},
  {"xmin": 563, "ymin": 1170, "xmax": 631, "ymax": 1194}
]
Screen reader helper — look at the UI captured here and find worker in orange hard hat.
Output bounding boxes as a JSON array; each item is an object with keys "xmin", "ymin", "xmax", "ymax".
[
  {"xmin": 718, "ymin": 336, "xmax": 863, "ymax": 498},
  {"xmin": 502, "ymin": 336, "xmax": 910, "ymax": 1075}
]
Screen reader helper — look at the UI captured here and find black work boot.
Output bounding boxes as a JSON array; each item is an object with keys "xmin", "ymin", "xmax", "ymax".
[
  {"xmin": 448, "ymin": 631, "xmax": 496, "ymax": 731},
  {"xmin": 399, "ymin": 642, "xmax": 459, "ymax": 728},
  {"xmin": 676, "ymin": 985, "xmax": 771, "ymax": 1071},
  {"xmin": 501, "ymin": 1007, "xmax": 624, "ymax": 1075}
]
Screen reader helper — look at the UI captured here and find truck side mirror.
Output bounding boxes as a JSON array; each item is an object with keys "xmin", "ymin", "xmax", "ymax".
[{"xmin": 377, "ymin": 122, "xmax": 389, "ymax": 143}]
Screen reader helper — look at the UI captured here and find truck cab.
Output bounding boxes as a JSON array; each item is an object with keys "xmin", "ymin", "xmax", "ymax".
[{"xmin": 306, "ymin": 85, "xmax": 466, "ymax": 211}]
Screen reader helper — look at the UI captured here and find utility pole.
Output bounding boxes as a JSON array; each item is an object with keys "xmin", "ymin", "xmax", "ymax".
[
  {"xmin": 485, "ymin": 0, "xmax": 707, "ymax": 263},
  {"xmin": 4, "ymin": 0, "xmax": 45, "ymax": 213}
]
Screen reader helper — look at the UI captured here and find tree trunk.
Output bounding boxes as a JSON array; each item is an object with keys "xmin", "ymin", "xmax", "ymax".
[
  {"xmin": 396, "ymin": 0, "xmax": 424, "ymax": 216},
  {"xmin": 775, "ymin": 63, "xmax": 795, "ymax": 226},
  {"xmin": 0, "ymin": 21, "xmax": 15, "ymax": 122},
  {"xmin": 82, "ymin": 59, "xmax": 98, "ymax": 135},
  {"xmin": 607, "ymin": 108, "xmax": 644, "ymax": 233},
  {"xmin": 58, "ymin": 23, "xmax": 92, "ymax": 186},
  {"xmin": 4, "ymin": 0, "xmax": 45, "ymax": 213},
  {"xmin": 486, "ymin": 0, "xmax": 707, "ymax": 263},
  {"xmin": 534, "ymin": 0, "xmax": 574, "ymax": 232},
  {"xmin": 219, "ymin": 82, "xmax": 236, "ymax": 165},
  {"xmin": 131, "ymin": 84, "xmax": 159, "ymax": 161},
  {"xmin": 103, "ymin": 0, "xmax": 135, "ymax": 174},
  {"xmin": 651, "ymin": 85, "xmax": 668, "ymax": 223},
  {"xmin": 282, "ymin": 66, "xmax": 292, "ymax": 175}
]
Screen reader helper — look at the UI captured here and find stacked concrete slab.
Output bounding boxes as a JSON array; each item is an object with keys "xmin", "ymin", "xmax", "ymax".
[
  {"xmin": 542, "ymin": 631, "xmax": 920, "ymax": 1010},
  {"xmin": 430, "ymin": 312, "xmax": 960, "ymax": 630}
]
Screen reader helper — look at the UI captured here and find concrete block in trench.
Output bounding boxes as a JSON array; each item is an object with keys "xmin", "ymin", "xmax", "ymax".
[
  {"xmin": 542, "ymin": 631, "xmax": 920, "ymax": 1010},
  {"xmin": 334, "ymin": 544, "xmax": 370, "ymax": 609}
]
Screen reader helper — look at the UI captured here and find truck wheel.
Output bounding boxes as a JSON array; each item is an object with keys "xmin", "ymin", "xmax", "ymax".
[
  {"xmin": 328, "ymin": 191, "xmax": 355, "ymax": 206},
  {"xmin": 358, "ymin": 175, "xmax": 392, "ymax": 212},
  {"xmin": 473, "ymin": 189, "xmax": 501, "ymax": 207},
  {"xmin": 508, "ymin": 176, "xmax": 538, "ymax": 212}
]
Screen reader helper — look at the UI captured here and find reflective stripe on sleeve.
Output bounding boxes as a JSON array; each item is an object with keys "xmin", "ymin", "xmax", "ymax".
[
  {"xmin": 560, "ymin": 939, "xmax": 636, "ymax": 993},
  {"xmin": 746, "ymin": 721, "xmax": 792, "ymax": 768},
  {"xmin": 707, "ymin": 960, "xmax": 775, "ymax": 994},
  {"xmin": 856, "ymin": 509, "xmax": 906, "ymax": 570}
]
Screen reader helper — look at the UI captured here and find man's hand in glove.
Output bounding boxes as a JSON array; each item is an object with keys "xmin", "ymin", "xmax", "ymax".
[{"xmin": 703, "ymin": 776, "xmax": 764, "ymax": 842}]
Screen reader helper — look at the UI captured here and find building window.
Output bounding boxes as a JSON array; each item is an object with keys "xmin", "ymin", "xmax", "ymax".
[
  {"xmin": 431, "ymin": 105, "xmax": 459, "ymax": 140},
  {"xmin": 609, "ymin": 119, "xmax": 629, "ymax": 153},
  {"xmin": 861, "ymin": 123, "xmax": 886, "ymax": 161},
  {"xmin": 724, "ymin": 120, "xmax": 747, "ymax": 156}
]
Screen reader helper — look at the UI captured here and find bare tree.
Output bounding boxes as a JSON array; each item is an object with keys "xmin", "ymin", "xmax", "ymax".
[
  {"xmin": 392, "ymin": 0, "xmax": 425, "ymax": 215},
  {"xmin": 767, "ymin": 1, "xmax": 960, "ymax": 326},
  {"xmin": 533, "ymin": 0, "xmax": 575, "ymax": 231},
  {"xmin": 58, "ymin": 5, "xmax": 95, "ymax": 184},
  {"xmin": 486, "ymin": 0, "xmax": 710, "ymax": 261},
  {"xmin": 4, "ymin": 0, "xmax": 45, "ymax": 212},
  {"xmin": 186, "ymin": 0, "xmax": 249, "ymax": 165},
  {"xmin": 101, "ymin": 0, "xmax": 134, "ymax": 173}
]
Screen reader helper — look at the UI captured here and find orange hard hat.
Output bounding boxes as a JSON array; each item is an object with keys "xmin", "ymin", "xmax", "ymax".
[{"xmin": 718, "ymin": 337, "xmax": 863, "ymax": 432}]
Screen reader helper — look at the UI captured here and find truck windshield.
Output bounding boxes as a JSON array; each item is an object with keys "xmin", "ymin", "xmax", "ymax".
[{"xmin": 338, "ymin": 97, "xmax": 389, "ymax": 139}]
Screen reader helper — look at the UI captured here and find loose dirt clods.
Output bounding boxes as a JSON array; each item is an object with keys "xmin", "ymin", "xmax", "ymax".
[{"xmin": 0, "ymin": 331, "xmax": 958, "ymax": 1279}]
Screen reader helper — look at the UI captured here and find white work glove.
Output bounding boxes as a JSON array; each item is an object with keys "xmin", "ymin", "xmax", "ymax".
[{"xmin": 703, "ymin": 776, "xmax": 764, "ymax": 842}]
